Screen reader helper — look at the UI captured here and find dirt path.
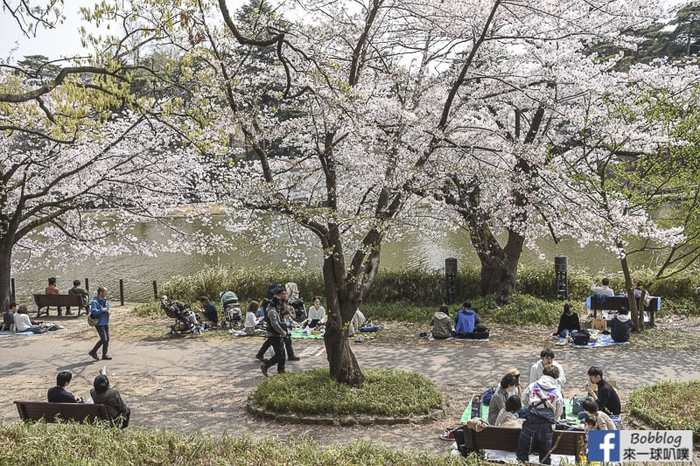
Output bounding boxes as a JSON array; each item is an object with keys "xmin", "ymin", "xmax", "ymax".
[{"xmin": 2, "ymin": 306, "xmax": 699, "ymax": 454}]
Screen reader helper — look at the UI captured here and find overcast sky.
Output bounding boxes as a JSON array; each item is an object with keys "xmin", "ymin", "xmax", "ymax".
[{"xmin": 0, "ymin": 0, "xmax": 689, "ymax": 62}]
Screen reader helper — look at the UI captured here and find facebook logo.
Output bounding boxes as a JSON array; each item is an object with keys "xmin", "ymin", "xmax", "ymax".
[{"xmin": 589, "ymin": 431, "xmax": 621, "ymax": 462}]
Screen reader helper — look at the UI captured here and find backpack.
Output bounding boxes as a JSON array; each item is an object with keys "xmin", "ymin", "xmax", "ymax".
[
  {"xmin": 571, "ymin": 330, "xmax": 590, "ymax": 346},
  {"xmin": 455, "ymin": 310, "xmax": 476, "ymax": 335},
  {"xmin": 481, "ymin": 387, "xmax": 496, "ymax": 406}
]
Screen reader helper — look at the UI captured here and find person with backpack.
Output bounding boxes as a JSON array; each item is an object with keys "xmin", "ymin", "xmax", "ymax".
[
  {"xmin": 488, "ymin": 373, "xmax": 520, "ymax": 425},
  {"xmin": 255, "ymin": 285, "xmax": 283, "ymax": 360},
  {"xmin": 517, "ymin": 365, "xmax": 564, "ymax": 465},
  {"xmin": 88, "ymin": 287, "xmax": 112, "ymax": 361},
  {"xmin": 260, "ymin": 286, "xmax": 288, "ymax": 376},
  {"xmin": 528, "ymin": 348, "xmax": 566, "ymax": 387},
  {"xmin": 610, "ymin": 310, "xmax": 632, "ymax": 343},
  {"xmin": 431, "ymin": 305, "xmax": 453, "ymax": 339}
]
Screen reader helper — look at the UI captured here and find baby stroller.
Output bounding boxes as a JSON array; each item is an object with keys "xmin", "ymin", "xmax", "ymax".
[
  {"xmin": 160, "ymin": 296, "xmax": 204, "ymax": 336},
  {"xmin": 219, "ymin": 290, "xmax": 242, "ymax": 329}
]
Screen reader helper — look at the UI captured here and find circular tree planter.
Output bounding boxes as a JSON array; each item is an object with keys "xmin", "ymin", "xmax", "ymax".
[
  {"xmin": 247, "ymin": 368, "xmax": 446, "ymax": 426},
  {"xmin": 628, "ymin": 380, "xmax": 700, "ymax": 441}
]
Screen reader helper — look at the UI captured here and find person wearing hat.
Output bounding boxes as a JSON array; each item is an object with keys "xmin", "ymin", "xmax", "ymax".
[
  {"xmin": 90, "ymin": 374, "xmax": 130, "ymax": 428},
  {"xmin": 260, "ymin": 285, "xmax": 288, "ymax": 376}
]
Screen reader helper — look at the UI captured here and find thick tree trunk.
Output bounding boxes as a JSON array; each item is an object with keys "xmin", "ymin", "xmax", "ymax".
[
  {"xmin": 619, "ymin": 251, "xmax": 641, "ymax": 332},
  {"xmin": 0, "ymin": 246, "xmax": 11, "ymax": 313},
  {"xmin": 321, "ymin": 243, "xmax": 365, "ymax": 387},
  {"xmin": 466, "ymin": 215, "xmax": 524, "ymax": 304}
]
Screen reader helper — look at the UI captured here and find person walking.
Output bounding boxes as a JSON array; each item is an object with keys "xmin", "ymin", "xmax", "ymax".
[
  {"xmin": 88, "ymin": 287, "xmax": 112, "ymax": 361},
  {"xmin": 260, "ymin": 286, "xmax": 288, "ymax": 376}
]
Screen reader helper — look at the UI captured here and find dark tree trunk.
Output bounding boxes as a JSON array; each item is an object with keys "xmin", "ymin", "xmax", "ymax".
[
  {"xmin": 320, "ymin": 238, "xmax": 365, "ymax": 387},
  {"xmin": 0, "ymin": 245, "xmax": 11, "ymax": 313},
  {"xmin": 619, "ymin": 249, "xmax": 641, "ymax": 332},
  {"xmin": 466, "ymin": 214, "xmax": 524, "ymax": 304}
]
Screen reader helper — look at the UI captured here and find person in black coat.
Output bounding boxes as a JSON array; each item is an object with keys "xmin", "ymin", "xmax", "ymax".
[
  {"xmin": 48, "ymin": 371, "xmax": 83, "ymax": 403},
  {"xmin": 555, "ymin": 303, "xmax": 580, "ymax": 338},
  {"xmin": 610, "ymin": 310, "xmax": 632, "ymax": 343}
]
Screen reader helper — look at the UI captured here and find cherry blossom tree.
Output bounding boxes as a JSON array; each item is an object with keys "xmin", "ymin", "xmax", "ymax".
[{"xmin": 0, "ymin": 102, "xmax": 208, "ymax": 311}]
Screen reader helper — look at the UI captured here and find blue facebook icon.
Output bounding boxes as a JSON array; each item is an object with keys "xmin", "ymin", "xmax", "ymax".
[{"xmin": 588, "ymin": 431, "xmax": 621, "ymax": 462}]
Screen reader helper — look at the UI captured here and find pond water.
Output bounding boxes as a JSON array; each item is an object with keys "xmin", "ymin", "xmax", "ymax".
[{"xmin": 11, "ymin": 215, "xmax": 663, "ymax": 303}]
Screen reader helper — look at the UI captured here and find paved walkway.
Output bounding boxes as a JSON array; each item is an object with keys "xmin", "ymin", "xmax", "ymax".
[{"xmin": 1, "ymin": 310, "xmax": 699, "ymax": 454}]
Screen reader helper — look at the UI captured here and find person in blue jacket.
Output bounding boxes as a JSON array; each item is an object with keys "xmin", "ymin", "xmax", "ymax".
[
  {"xmin": 88, "ymin": 287, "xmax": 112, "ymax": 361},
  {"xmin": 454, "ymin": 301, "xmax": 480, "ymax": 337}
]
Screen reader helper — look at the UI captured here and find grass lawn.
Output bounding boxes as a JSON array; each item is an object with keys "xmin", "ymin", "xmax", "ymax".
[
  {"xmin": 252, "ymin": 368, "xmax": 443, "ymax": 417},
  {"xmin": 629, "ymin": 380, "xmax": 700, "ymax": 440},
  {"xmin": 0, "ymin": 422, "xmax": 477, "ymax": 466}
]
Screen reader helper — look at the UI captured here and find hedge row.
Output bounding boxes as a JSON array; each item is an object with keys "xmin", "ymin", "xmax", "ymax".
[{"xmin": 161, "ymin": 264, "xmax": 700, "ymax": 306}]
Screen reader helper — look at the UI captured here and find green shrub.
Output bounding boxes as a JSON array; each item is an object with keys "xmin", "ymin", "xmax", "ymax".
[
  {"xmin": 0, "ymin": 422, "xmax": 476, "ymax": 466},
  {"xmin": 489, "ymin": 294, "xmax": 567, "ymax": 326},
  {"xmin": 629, "ymin": 380, "xmax": 700, "ymax": 441},
  {"xmin": 132, "ymin": 301, "xmax": 160, "ymax": 318},
  {"xmin": 161, "ymin": 264, "xmax": 700, "ymax": 308},
  {"xmin": 252, "ymin": 368, "xmax": 443, "ymax": 417}
]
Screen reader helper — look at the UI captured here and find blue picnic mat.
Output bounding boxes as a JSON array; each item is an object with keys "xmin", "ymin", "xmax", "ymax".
[{"xmin": 572, "ymin": 333, "xmax": 629, "ymax": 349}]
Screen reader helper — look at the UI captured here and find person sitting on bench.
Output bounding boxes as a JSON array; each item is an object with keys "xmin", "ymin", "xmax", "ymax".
[
  {"xmin": 591, "ymin": 277, "xmax": 615, "ymax": 297},
  {"xmin": 586, "ymin": 366, "xmax": 621, "ymax": 415},
  {"xmin": 68, "ymin": 280, "xmax": 90, "ymax": 315},
  {"xmin": 495, "ymin": 395, "xmax": 523, "ymax": 428},
  {"xmin": 431, "ymin": 305, "xmax": 453, "ymax": 340},
  {"xmin": 517, "ymin": 365, "xmax": 564, "ymax": 465},
  {"xmin": 582, "ymin": 398, "xmax": 616, "ymax": 430},
  {"xmin": 610, "ymin": 309, "xmax": 632, "ymax": 343},
  {"xmin": 488, "ymin": 372, "xmax": 520, "ymax": 425},
  {"xmin": 554, "ymin": 303, "xmax": 580, "ymax": 338},
  {"xmin": 45, "ymin": 276, "xmax": 66, "ymax": 316},
  {"xmin": 529, "ymin": 348, "xmax": 566, "ymax": 387},
  {"xmin": 454, "ymin": 302, "xmax": 488, "ymax": 339},
  {"xmin": 90, "ymin": 375, "xmax": 130, "ymax": 428},
  {"xmin": 14, "ymin": 305, "xmax": 45, "ymax": 334},
  {"xmin": 48, "ymin": 371, "xmax": 83, "ymax": 403}
]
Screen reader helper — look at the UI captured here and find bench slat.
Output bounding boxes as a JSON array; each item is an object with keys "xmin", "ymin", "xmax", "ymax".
[
  {"xmin": 14, "ymin": 401, "xmax": 110, "ymax": 424},
  {"xmin": 461, "ymin": 426, "xmax": 585, "ymax": 457}
]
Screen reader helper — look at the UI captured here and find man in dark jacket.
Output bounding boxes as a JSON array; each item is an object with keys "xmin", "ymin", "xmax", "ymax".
[
  {"xmin": 260, "ymin": 286, "xmax": 288, "ymax": 376},
  {"xmin": 587, "ymin": 366, "xmax": 621, "ymax": 415},
  {"xmin": 48, "ymin": 371, "xmax": 83, "ymax": 403},
  {"xmin": 90, "ymin": 374, "xmax": 130, "ymax": 428},
  {"xmin": 610, "ymin": 311, "xmax": 632, "ymax": 343}
]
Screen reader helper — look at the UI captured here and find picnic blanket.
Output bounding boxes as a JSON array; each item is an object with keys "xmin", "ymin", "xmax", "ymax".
[
  {"xmin": 461, "ymin": 398, "xmax": 578, "ymax": 424},
  {"xmin": 0, "ymin": 330, "xmax": 40, "ymax": 337},
  {"xmin": 572, "ymin": 333, "xmax": 629, "ymax": 349},
  {"xmin": 290, "ymin": 329, "xmax": 324, "ymax": 340}
]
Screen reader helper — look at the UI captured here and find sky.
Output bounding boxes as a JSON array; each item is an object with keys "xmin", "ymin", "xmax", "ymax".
[
  {"xmin": 0, "ymin": 0, "xmax": 245, "ymax": 61},
  {"xmin": 0, "ymin": 0, "xmax": 691, "ymax": 62}
]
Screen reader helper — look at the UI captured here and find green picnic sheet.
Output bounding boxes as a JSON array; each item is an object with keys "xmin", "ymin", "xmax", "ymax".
[
  {"xmin": 290, "ymin": 329, "xmax": 324, "ymax": 339},
  {"xmin": 460, "ymin": 398, "xmax": 579, "ymax": 424}
]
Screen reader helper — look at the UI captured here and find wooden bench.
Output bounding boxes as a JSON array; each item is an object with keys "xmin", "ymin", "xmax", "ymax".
[
  {"xmin": 455, "ymin": 425, "xmax": 586, "ymax": 464},
  {"xmin": 589, "ymin": 295, "xmax": 660, "ymax": 327},
  {"xmin": 33, "ymin": 294, "xmax": 86, "ymax": 318},
  {"xmin": 15, "ymin": 401, "xmax": 110, "ymax": 424}
]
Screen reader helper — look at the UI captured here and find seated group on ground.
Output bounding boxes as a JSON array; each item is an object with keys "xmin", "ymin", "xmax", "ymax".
[
  {"xmin": 463, "ymin": 350, "xmax": 622, "ymax": 465},
  {"xmin": 430, "ymin": 301, "xmax": 490, "ymax": 339},
  {"xmin": 1, "ymin": 303, "xmax": 49, "ymax": 334},
  {"xmin": 46, "ymin": 370, "xmax": 131, "ymax": 428},
  {"xmin": 554, "ymin": 297, "xmax": 633, "ymax": 346}
]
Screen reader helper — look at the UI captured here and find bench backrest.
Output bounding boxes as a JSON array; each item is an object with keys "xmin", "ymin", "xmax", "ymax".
[
  {"xmin": 459, "ymin": 426, "xmax": 586, "ymax": 457},
  {"xmin": 15, "ymin": 401, "xmax": 110, "ymax": 423},
  {"xmin": 590, "ymin": 296, "xmax": 660, "ymax": 312},
  {"xmin": 33, "ymin": 294, "xmax": 84, "ymax": 307}
]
